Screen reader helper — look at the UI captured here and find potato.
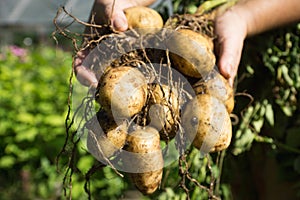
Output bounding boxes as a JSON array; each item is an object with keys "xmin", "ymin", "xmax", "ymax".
[
  {"xmin": 124, "ymin": 6, "xmax": 163, "ymax": 34},
  {"xmin": 148, "ymin": 83, "xmax": 180, "ymax": 141},
  {"xmin": 86, "ymin": 110, "xmax": 127, "ymax": 163},
  {"xmin": 193, "ymin": 71, "xmax": 234, "ymax": 113},
  {"xmin": 123, "ymin": 126, "xmax": 163, "ymax": 195},
  {"xmin": 96, "ymin": 66, "xmax": 148, "ymax": 120},
  {"xmin": 167, "ymin": 29, "xmax": 216, "ymax": 78},
  {"xmin": 182, "ymin": 94, "xmax": 232, "ymax": 153}
]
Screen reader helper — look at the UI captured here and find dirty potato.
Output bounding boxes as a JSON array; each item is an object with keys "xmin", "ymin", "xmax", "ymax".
[
  {"xmin": 86, "ymin": 110, "xmax": 127, "ymax": 163},
  {"xmin": 167, "ymin": 29, "xmax": 216, "ymax": 78},
  {"xmin": 182, "ymin": 94, "xmax": 232, "ymax": 153},
  {"xmin": 96, "ymin": 66, "xmax": 148, "ymax": 120},
  {"xmin": 193, "ymin": 71, "xmax": 234, "ymax": 113},
  {"xmin": 124, "ymin": 6, "xmax": 163, "ymax": 34},
  {"xmin": 148, "ymin": 83, "xmax": 180, "ymax": 141},
  {"xmin": 123, "ymin": 126, "xmax": 163, "ymax": 195}
]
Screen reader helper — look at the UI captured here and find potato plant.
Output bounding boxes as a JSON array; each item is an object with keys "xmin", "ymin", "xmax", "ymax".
[{"xmin": 51, "ymin": 1, "xmax": 300, "ymax": 200}]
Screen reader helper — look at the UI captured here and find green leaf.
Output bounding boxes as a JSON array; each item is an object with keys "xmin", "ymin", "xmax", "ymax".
[
  {"xmin": 281, "ymin": 65, "xmax": 294, "ymax": 86},
  {"xmin": 246, "ymin": 65, "xmax": 254, "ymax": 75},
  {"xmin": 252, "ymin": 118, "xmax": 264, "ymax": 133},
  {"xmin": 187, "ymin": 4, "xmax": 198, "ymax": 13},
  {"xmin": 232, "ymin": 129, "xmax": 255, "ymax": 155},
  {"xmin": 265, "ymin": 103, "xmax": 274, "ymax": 126},
  {"xmin": 281, "ymin": 105, "xmax": 294, "ymax": 116},
  {"xmin": 15, "ymin": 127, "xmax": 39, "ymax": 142},
  {"xmin": 44, "ymin": 114, "xmax": 64, "ymax": 127},
  {"xmin": 77, "ymin": 155, "xmax": 94, "ymax": 172},
  {"xmin": 17, "ymin": 112, "xmax": 35, "ymax": 124},
  {"xmin": 0, "ymin": 155, "xmax": 16, "ymax": 168}
]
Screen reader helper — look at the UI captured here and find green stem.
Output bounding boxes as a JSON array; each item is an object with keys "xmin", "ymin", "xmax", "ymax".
[
  {"xmin": 196, "ymin": 0, "xmax": 237, "ymax": 15},
  {"xmin": 254, "ymin": 135, "xmax": 300, "ymax": 154}
]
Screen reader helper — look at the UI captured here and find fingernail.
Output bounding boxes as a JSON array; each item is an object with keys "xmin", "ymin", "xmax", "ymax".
[
  {"xmin": 112, "ymin": 17, "xmax": 128, "ymax": 31},
  {"xmin": 226, "ymin": 58, "xmax": 235, "ymax": 78},
  {"xmin": 221, "ymin": 63, "xmax": 232, "ymax": 79}
]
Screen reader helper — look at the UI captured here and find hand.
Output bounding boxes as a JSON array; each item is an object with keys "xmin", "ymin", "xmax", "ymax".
[
  {"xmin": 214, "ymin": 8, "xmax": 247, "ymax": 87},
  {"xmin": 74, "ymin": 0, "xmax": 156, "ymax": 88},
  {"xmin": 214, "ymin": 0, "xmax": 300, "ymax": 87}
]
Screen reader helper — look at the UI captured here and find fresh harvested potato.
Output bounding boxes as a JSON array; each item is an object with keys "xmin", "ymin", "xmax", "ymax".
[
  {"xmin": 167, "ymin": 29, "xmax": 216, "ymax": 78},
  {"xmin": 148, "ymin": 83, "xmax": 180, "ymax": 140},
  {"xmin": 182, "ymin": 94, "xmax": 232, "ymax": 153},
  {"xmin": 124, "ymin": 6, "xmax": 163, "ymax": 34},
  {"xmin": 86, "ymin": 110, "xmax": 127, "ymax": 163},
  {"xmin": 96, "ymin": 66, "xmax": 148, "ymax": 120},
  {"xmin": 193, "ymin": 71, "xmax": 234, "ymax": 113},
  {"xmin": 124, "ymin": 126, "xmax": 163, "ymax": 195}
]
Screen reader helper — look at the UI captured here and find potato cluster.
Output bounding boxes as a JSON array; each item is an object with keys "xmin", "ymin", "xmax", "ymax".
[{"xmin": 84, "ymin": 6, "xmax": 234, "ymax": 195}]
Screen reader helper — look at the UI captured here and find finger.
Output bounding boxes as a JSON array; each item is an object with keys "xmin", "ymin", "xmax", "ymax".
[
  {"xmin": 74, "ymin": 50, "xmax": 98, "ymax": 88},
  {"xmin": 217, "ymin": 36, "xmax": 243, "ymax": 79},
  {"xmin": 75, "ymin": 66, "xmax": 98, "ymax": 88},
  {"xmin": 111, "ymin": 11, "xmax": 128, "ymax": 31},
  {"xmin": 105, "ymin": 5, "xmax": 128, "ymax": 31},
  {"xmin": 214, "ymin": 9, "xmax": 247, "ymax": 83}
]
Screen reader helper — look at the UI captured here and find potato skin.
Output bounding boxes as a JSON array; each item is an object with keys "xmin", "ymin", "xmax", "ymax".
[
  {"xmin": 193, "ymin": 71, "xmax": 234, "ymax": 113},
  {"xmin": 148, "ymin": 83, "xmax": 180, "ymax": 141},
  {"xmin": 96, "ymin": 66, "xmax": 148, "ymax": 120},
  {"xmin": 124, "ymin": 126, "xmax": 163, "ymax": 195},
  {"xmin": 86, "ymin": 110, "xmax": 127, "ymax": 163},
  {"xmin": 182, "ymin": 94, "xmax": 232, "ymax": 152},
  {"xmin": 124, "ymin": 6, "xmax": 163, "ymax": 34},
  {"xmin": 167, "ymin": 29, "xmax": 216, "ymax": 78}
]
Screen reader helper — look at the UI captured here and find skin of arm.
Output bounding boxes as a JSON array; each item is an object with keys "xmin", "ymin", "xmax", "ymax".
[{"xmin": 215, "ymin": 0, "xmax": 300, "ymax": 86}]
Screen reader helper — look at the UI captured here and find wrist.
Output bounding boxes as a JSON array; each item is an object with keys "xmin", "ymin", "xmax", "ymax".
[
  {"xmin": 217, "ymin": 6, "xmax": 248, "ymax": 40},
  {"xmin": 232, "ymin": 4, "xmax": 257, "ymax": 37}
]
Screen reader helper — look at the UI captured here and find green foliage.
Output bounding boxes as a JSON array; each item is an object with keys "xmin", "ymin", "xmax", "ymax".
[
  {"xmin": 172, "ymin": 0, "xmax": 205, "ymax": 14},
  {"xmin": 0, "ymin": 45, "xmax": 71, "ymax": 199},
  {"xmin": 227, "ymin": 23, "xmax": 300, "ymax": 198},
  {"xmin": 232, "ymin": 23, "xmax": 300, "ymax": 153}
]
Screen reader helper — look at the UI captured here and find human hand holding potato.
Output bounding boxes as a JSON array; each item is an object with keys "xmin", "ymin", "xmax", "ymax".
[{"xmin": 74, "ymin": 0, "xmax": 157, "ymax": 88}]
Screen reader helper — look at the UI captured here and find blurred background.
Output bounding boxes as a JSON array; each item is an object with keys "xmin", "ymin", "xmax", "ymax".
[{"xmin": 0, "ymin": 0, "xmax": 299, "ymax": 199}]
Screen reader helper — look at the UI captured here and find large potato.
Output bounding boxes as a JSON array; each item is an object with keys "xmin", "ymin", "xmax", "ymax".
[
  {"xmin": 124, "ymin": 6, "xmax": 163, "ymax": 34},
  {"xmin": 193, "ymin": 71, "xmax": 234, "ymax": 113},
  {"xmin": 167, "ymin": 29, "xmax": 216, "ymax": 78},
  {"xmin": 86, "ymin": 110, "xmax": 127, "ymax": 163},
  {"xmin": 182, "ymin": 94, "xmax": 232, "ymax": 153},
  {"xmin": 96, "ymin": 66, "xmax": 148, "ymax": 120},
  {"xmin": 123, "ymin": 126, "xmax": 163, "ymax": 195},
  {"xmin": 148, "ymin": 83, "xmax": 180, "ymax": 141}
]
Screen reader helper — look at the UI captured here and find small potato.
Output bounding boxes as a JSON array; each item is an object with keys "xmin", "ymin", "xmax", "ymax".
[
  {"xmin": 182, "ymin": 94, "xmax": 232, "ymax": 153},
  {"xmin": 123, "ymin": 126, "xmax": 163, "ymax": 195},
  {"xmin": 193, "ymin": 71, "xmax": 234, "ymax": 113},
  {"xmin": 124, "ymin": 6, "xmax": 164, "ymax": 34},
  {"xmin": 96, "ymin": 66, "xmax": 148, "ymax": 120},
  {"xmin": 167, "ymin": 29, "xmax": 216, "ymax": 78},
  {"xmin": 86, "ymin": 110, "xmax": 127, "ymax": 163},
  {"xmin": 148, "ymin": 83, "xmax": 180, "ymax": 141}
]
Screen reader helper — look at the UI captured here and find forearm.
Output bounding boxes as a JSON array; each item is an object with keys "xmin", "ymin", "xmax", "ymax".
[{"xmin": 233, "ymin": 0, "xmax": 300, "ymax": 36}]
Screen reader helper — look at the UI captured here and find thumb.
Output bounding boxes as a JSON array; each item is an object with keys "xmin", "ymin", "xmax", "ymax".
[
  {"xmin": 214, "ymin": 10, "xmax": 247, "ymax": 86},
  {"xmin": 109, "ymin": 6, "xmax": 128, "ymax": 31},
  {"xmin": 216, "ymin": 34, "xmax": 244, "ymax": 86}
]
